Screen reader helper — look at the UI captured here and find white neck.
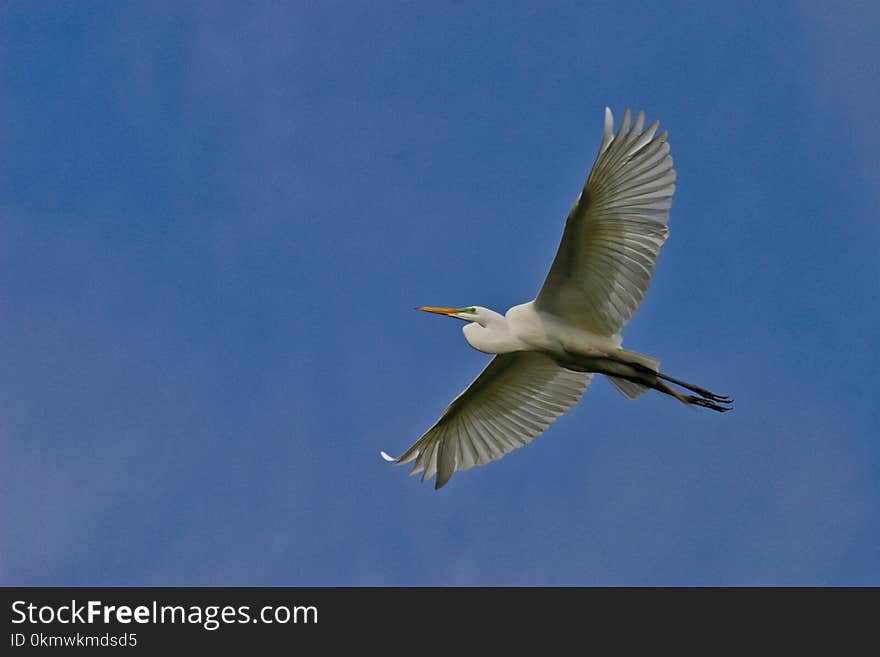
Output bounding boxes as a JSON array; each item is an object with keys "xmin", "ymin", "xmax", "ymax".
[{"xmin": 462, "ymin": 309, "xmax": 521, "ymax": 354}]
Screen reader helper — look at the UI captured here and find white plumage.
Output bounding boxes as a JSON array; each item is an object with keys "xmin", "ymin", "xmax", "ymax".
[
  {"xmin": 384, "ymin": 107, "xmax": 731, "ymax": 489},
  {"xmin": 396, "ymin": 353, "xmax": 593, "ymax": 488},
  {"xmin": 536, "ymin": 108, "xmax": 673, "ymax": 336}
]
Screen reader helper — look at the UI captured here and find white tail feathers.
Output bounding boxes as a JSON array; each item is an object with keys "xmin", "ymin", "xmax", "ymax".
[
  {"xmin": 607, "ymin": 348, "xmax": 660, "ymax": 400},
  {"xmin": 616, "ymin": 348, "xmax": 660, "ymax": 372},
  {"xmin": 608, "ymin": 376, "xmax": 649, "ymax": 399}
]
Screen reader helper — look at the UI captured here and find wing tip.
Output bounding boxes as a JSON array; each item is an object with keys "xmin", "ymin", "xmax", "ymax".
[
  {"xmin": 600, "ymin": 106, "xmax": 615, "ymax": 153},
  {"xmin": 380, "ymin": 450, "xmax": 397, "ymax": 463}
]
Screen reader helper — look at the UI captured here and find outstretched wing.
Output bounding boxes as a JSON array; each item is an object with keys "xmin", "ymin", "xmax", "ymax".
[
  {"xmin": 383, "ymin": 352, "xmax": 593, "ymax": 489},
  {"xmin": 535, "ymin": 107, "xmax": 675, "ymax": 336}
]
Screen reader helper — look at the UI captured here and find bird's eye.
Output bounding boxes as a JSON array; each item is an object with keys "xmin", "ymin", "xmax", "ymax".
[{"xmin": 468, "ymin": 307, "xmax": 476, "ymax": 313}]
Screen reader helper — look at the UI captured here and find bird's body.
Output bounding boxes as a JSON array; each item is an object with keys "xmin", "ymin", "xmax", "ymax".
[
  {"xmin": 383, "ymin": 107, "xmax": 732, "ymax": 489},
  {"xmin": 463, "ymin": 301, "xmax": 622, "ymax": 356}
]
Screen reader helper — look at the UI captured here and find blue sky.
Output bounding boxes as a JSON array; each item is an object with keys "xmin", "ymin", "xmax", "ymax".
[{"xmin": 2, "ymin": 2, "xmax": 878, "ymax": 585}]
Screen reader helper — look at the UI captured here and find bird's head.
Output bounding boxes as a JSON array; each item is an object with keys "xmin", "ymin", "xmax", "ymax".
[
  {"xmin": 416, "ymin": 306, "xmax": 487, "ymax": 325},
  {"xmin": 417, "ymin": 305, "xmax": 510, "ymax": 354}
]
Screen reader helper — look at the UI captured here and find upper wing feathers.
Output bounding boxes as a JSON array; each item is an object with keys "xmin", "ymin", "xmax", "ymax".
[
  {"xmin": 385, "ymin": 352, "xmax": 592, "ymax": 489},
  {"xmin": 535, "ymin": 107, "xmax": 675, "ymax": 336}
]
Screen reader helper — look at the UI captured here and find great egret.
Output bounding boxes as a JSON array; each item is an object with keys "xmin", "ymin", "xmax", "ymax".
[{"xmin": 382, "ymin": 107, "xmax": 731, "ymax": 489}]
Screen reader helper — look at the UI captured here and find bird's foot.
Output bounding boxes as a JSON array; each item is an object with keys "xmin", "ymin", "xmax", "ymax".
[
  {"xmin": 691, "ymin": 386, "xmax": 733, "ymax": 404},
  {"xmin": 686, "ymin": 396, "xmax": 732, "ymax": 412}
]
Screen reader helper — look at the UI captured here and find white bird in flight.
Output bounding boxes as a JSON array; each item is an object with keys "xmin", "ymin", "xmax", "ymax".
[{"xmin": 382, "ymin": 107, "xmax": 731, "ymax": 489}]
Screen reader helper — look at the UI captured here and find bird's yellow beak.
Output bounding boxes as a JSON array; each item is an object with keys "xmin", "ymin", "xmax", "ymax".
[{"xmin": 416, "ymin": 306, "xmax": 461, "ymax": 317}]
